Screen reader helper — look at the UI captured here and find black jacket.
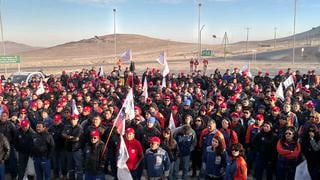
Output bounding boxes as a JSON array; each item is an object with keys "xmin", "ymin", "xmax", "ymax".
[
  {"xmin": 84, "ymin": 141, "xmax": 106, "ymax": 175},
  {"xmin": 31, "ymin": 132, "xmax": 55, "ymax": 157},
  {"xmin": 62, "ymin": 124, "xmax": 83, "ymax": 152},
  {"xmin": 0, "ymin": 120, "xmax": 16, "ymax": 144},
  {"xmin": 14, "ymin": 128, "xmax": 35, "ymax": 154},
  {"xmin": 0, "ymin": 133, "xmax": 10, "ymax": 162},
  {"xmin": 48, "ymin": 123, "xmax": 65, "ymax": 151}
]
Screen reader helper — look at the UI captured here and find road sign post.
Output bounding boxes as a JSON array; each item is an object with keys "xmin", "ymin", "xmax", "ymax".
[{"xmin": 0, "ymin": 55, "xmax": 21, "ymax": 75}]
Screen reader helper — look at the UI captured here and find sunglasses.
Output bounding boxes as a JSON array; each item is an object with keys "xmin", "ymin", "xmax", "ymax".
[
  {"xmin": 91, "ymin": 137, "xmax": 98, "ymax": 140},
  {"xmin": 196, "ymin": 119, "xmax": 202, "ymax": 122},
  {"xmin": 21, "ymin": 112, "xmax": 26, "ymax": 114},
  {"xmin": 285, "ymin": 132, "xmax": 293, "ymax": 135},
  {"xmin": 231, "ymin": 149, "xmax": 239, "ymax": 152},
  {"xmin": 243, "ymin": 112, "xmax": 250, "ymax": 114}
]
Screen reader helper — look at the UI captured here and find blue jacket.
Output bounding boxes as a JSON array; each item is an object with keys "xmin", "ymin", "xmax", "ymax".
[
  {"xmin": 203, "ymin": 147, "xmax": 228, "ymax": 177},
  {"xmin": 144, "ymin": 147, "xmax": 171, "ymax": 178},
  {"xmin": 175, "ymin": 133, "xmax": 195, "ymax": 157}
]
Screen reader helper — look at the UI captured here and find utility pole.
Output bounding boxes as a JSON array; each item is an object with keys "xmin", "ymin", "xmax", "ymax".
[
  {"xmin": 0, "ymin": 0, "xmax": 7, "ymax": 76},
  {"xmin": 113, "ymin": 8, "xmax": 117, "ymax": 62},
  {"xmin": 222, "ymin": 32, "xmax": 229, "ymax": 63},
  {"xmin": 198, "ymin": 2, "xmax": 201, "ymax": 61},
  {"xmin": 292, "ymin": 0, "xmax": 297, "ymax": 64},
  {"xmin": 274, "ymin": 27, "xmax": 277, "ymax": 49},
  {"xmin": 245, "ymin": 27, "xmax": 251, "ymax": 53}
]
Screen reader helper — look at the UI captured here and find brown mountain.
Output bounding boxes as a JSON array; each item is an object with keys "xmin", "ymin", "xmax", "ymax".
[{"xmin": 0, "ymin": 41, "xmax": 41, "ymax": 55}]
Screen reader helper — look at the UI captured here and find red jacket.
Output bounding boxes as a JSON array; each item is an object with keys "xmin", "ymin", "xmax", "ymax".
[
  {"xmin": 199, "ymin": 128, "xmax": 226, "ymax": 149},
  {"xmin": 234, "ymin": 156, "xmax": 247, "ymax": 180},
  {"xmin": 245, "ymin": 123, "xmax": 261, "ymax": 145},
  {"xmin": 276, "ymin": 140, "xmax": 301, "ymax": 160},
  {"xmin": 124, "ymin": 138, "xmax": 144, "ymax": 171}
]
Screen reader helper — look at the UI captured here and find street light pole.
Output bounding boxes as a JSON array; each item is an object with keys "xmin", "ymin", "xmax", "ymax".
[
  {"xmin": 200, "ymin": 24, "xmax": 205, "ymax": 59},
  {"xmin": 113, "ymin": 8, "xmax": 117, "ymax": 62},
  {"xmin": 198, "ymin": 3, "xmax": 201, "ymax": 61},
  {"xmin": 274, "ymin": 27, "xmax": 277, "ymax": 49},
  {"xmin": 293, "ymin": 0, "xmax": 297, "ymax": 64},
  {"xmin": 246, "ymin": 27, "xmax": 251, "ymax": 53},
  {"xmin": 0, "ymin": 0, "xmax": 7, "ymax": 76}
]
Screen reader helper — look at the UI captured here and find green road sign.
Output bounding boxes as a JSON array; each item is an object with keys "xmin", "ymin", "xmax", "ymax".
[
  {"xmin": 0, "ymin": 55, "xmax": 21, "ymax": 64},
  {"xmin": 201, "ymin": 50, "xmax": 212, "ymax": 56}
]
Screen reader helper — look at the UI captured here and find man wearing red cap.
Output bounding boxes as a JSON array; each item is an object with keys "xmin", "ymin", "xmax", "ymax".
[
  {"xmin": 83, "ymin": 130, "xmax": 106, "ymax": 179},
  {"xmin": 14, "ymin": 119, "xmax": 34, "ymax": 180},
  {"xmin": 144, "ymin": 136, "xmax": 170, "ymax": 179},
  {"xmin": 61, "ymin": 114, "xmax": 83, "ymax": 180},
  {"xmin": 125, "ymin": 128, "xmax": 144, "ymax": 180},
  {"xmin": 28, "ymin": 102, "xmax": 41, "ymax": 130},
  {"xmin": 245, "ymin": 114, "xmax": 264, "ymax": 172},
  {"xmin": 48, "ymin": 114, "xmax": 67, "ymax": 179}
]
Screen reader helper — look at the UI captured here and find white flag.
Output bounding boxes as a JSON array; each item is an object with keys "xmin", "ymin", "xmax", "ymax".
[
  {"xmin": 117, "ymin": 135, "xmax": 133, "ymax": 180},
  {"xmin": 163, "ymin": 61, "xmax": 170, "ymax": 77},
  {"xmin": 276, "ymin": 83, "xmax": 284, "ymax": 101},
  {"xmin": 157, "ymin": 51, "xmax": 166, "ymax": 65},
  {"xmin": 98, "ymin": 66, "xmax": 104, "ymax": 77},
  {"xmin": 168, "ymin": 112, "xmax": 176, "ymax": 131},
  {"xmin": 120, "ymin": 49, "xmax": 132, "ymax": 62},
  {"xmin": 142, "ymin": 78, "xmax": 148, "ymax": 100},
  {"xmin": 283, "ymin": 75, "xmax": 294, "ymax": 89},
  {"xmin": 161, "ymin": 76, "xmax": 166, "ymax": 88},
  {"xmin": 71, "ymin": 99, "xmax": 79, "ymax": 115},
  {"xmin": 240, "ymin": 64, "xmax": 252, "ymax": 77},
  {"xmin": 124, "ymin": 89, "xmax": 135, "ymax": 120},
  {"xmin": 295, "ymin": 160, "xmax": 311, "ymax": 180},
  {"xmin": 36, "ymin": 81, "xmax": 45, "ymax": 95}
]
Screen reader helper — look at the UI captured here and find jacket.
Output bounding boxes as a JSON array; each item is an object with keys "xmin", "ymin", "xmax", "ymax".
[
  {"xmin": 225, "ymin": 156, "xmax": 247, "ymax": 180},
  {"xmin": 31, "ymin": 131, "xmax": 55, "ymax": 157},
  {"xmin": 144, "ymin": 147, "xmax": 170, "ymax": 178},
  {"xmin": 62, "ymin": 124, "xmax": 83, "ymax": 152},
  {"xmin": 48, "ymin": 123, "xmax": 65, "ymax": 151},
  {"xmin": 0, "ymin": 120, "xmax": 16, "ymax": 144},
  {"xmin": 14, "ymin": 127, "xmax": 35, "ymax": 154},
  {"xmin": 125, "ymin": 138, "xmax": 144, "ymax": 171},
  {"xmin": 245, "ymin": 123, "xmax": 261, "ymax": 146},
  {"xmin": 199, "ymin": 128, "xmax": 225, "ymax": 150},
  {"xmin": 0, "ymin": 133, "xmax": 10, "ymax": 162},
  {"xmin": 203, "ymin": 147, "xmax": 228, "ymax": 177},
  {"xmin": 83, "ymin": 141, "xmax": 106, "ymax": 175},
  {"xmin": 276, "ymin": 140, "xmax": 300, "ymax": 163}
]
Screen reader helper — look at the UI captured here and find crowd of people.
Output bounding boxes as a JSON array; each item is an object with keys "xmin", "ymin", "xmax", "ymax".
[{"xmin": 0, "ymin": 64, "xmax": 319, "ymax": 180}]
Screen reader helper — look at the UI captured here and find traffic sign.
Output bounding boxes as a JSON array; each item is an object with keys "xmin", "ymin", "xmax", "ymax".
[
  {"xmin": 0, "ymin": 55, "xmax": 21, "ymax": 64},
  {"xmin": 201, "ymin": 49, "xmax": 212, "ymax": 56}
]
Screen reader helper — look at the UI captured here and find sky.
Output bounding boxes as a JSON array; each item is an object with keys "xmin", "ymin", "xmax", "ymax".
[{"xmin": 1, "ymin": 0, "xmax": 319, "ymax": 47}]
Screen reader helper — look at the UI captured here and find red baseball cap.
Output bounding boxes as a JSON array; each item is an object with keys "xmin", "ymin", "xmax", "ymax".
[
  {"xmin": 90, "ymin": 130, "xmax": 100, "ymax": 138},
  {"xmin": 20, "ymin": 109, "xmax": 27, "ymax": 114},
  {"xmin": 126, "ymin": 128, "xmax": 135, "ymax": 134},
  {"xmin": 220, "ymin": 102, "xmax": 227, "ymax": 109},
  {"xmin": 272, "ymin": 106, "xmax": 280, "ymax": 112},
  {"xmin": 31, "ymin": 102, "xmax": 38, "ymax": 108},
  {"xmin": 20, "ymin": 120, "xmax": 29, "ymax": 128},
  {"xmin": 71, "ymin": 114, "xmax": 79, "ymax": 120},
  {"xmin": 171, "ymin": 105, "xmax": 178, "ymax": 111},
  {"xmin": 57, "ymin": 103, "xmax": 63, "ymax": 108},
  {"xmin": 231, "ymin": 112, "xmax": 240, "ymax": 118},
  {"xmin": 53, "ymin": 114, "xmax": 62, "ymax": 122},
  {"xmin": 83, "ymin": 106, "xmax": 91, "ymax": 112},
  {"xmin": 149, "ymin": 136, "xmax": 161, "ymax": 144},
  {"xmin": 256, "ymin": 114, "xmax": 264, "ymax": 121},
  {"xmin": 44, "ymin": 100, "xmax": 50, "ymax": 105}
]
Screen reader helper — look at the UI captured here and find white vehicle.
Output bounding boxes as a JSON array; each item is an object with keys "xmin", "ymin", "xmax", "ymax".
[{"xmin": 8, "ymin": 72, "xmax": 45, "ymax": 85}]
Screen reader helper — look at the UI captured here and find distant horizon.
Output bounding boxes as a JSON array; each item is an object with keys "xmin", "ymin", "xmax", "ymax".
[{"xmin": 2, "ymin": 0, "xmax": 319, "ymax": 47}]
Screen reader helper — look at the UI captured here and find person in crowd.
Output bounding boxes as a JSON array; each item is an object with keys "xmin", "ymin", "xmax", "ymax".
[
  {"xmin": 31, "ymin": 121, "xmax": 55, "ymax": 180},
  {"xmin": 276, "ymin": 126, "xmax": 301, "ymax": 180},
  {"xmin": 48, "ymin": 114, "xmax": 67, "ymax": 179},
  {"xmin": 225, "ymin": 143, "xmax": 247, "ymax": 180},
  {"xmin": 83, "ymin": 130, "xmax": 106, "ymax": 180},
  {"xmin": 220, "ymin": 117, "xmax": 238, "ymax": 152},
  {"xmin": 14, "ymin": 120, "xmax": 35, "ymax": 180},
  {"xmin": 300, "ymin": 124, "xmax": 320, "ymax": 180},
  {"xmin": 160, "ymin": 128, "xmax": 179, "ymax": 180},
  {"xmin": 125, "ymin": 128, "xmax": 144, "ymax": 180},
  {"xmin": 144, "ymin": 136, "xmax": 170, "ymax": 179},
  {"xmin": 191, "ymin": 116, "xmax": 206, "ymax": 177},
  {"xmin": 62, "ymin": 114, "xmax": 83, "ymax": 180},
  {"xmin": 0, "ymin": 132, "xmax": 10, "ymax": 180},
  {"xmin": 202, "ymin": 136, "xmax": 228, "ymax": 180},
  {"xmin": 253, "ymin": 121, "xmax": 278, "ymax": 180}
]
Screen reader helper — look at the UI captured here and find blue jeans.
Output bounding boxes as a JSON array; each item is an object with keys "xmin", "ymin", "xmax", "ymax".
[
  {"xmin": 174, "ymin": 155, "xmax": 190, "ymax": 179},
  {"xmin": 84, "ymin": 172, "xmax": 105, "ymax": 180},
  {"xmin": 0, "ymin": 163, "xmax": 5, "ymax": 180},
  {"xmin": 66, "ymin": 150, "xmax": 83, "ymax": 180},
  {"xmin": 33, "ymin": 156, "xmax": 51, "ymax": 180},
  {"xmin": 255, "ymin": 153, "xmax": 274, "ymax": 180},
  {"xmin": 5, "ymin": 148, "xmax": 17, "ymax": 179}
]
